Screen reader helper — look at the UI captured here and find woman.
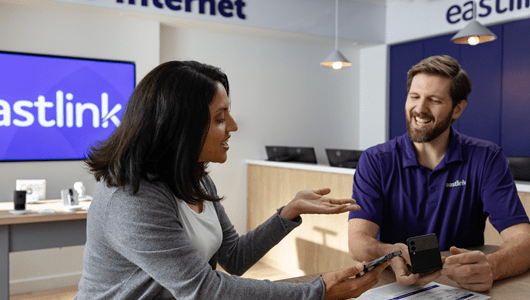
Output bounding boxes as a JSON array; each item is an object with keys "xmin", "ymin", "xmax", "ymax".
[{"xmin": 75, "ymin": 61, "xmax": 389, "ymax": 300}]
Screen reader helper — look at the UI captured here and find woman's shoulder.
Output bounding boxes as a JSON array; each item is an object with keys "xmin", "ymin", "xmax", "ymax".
[
  {"xmin": 97, "ymin": 179, "xmax": 170, "ymax": 199},
  {"xmin": 93, "ymin": 179, "xmax": 176, "ymax": 216}
]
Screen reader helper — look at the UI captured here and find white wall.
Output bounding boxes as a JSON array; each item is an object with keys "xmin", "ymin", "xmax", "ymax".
[
  {"xmin": 0, "ymin": 2, "xmax": 160, "ymax": 294},
  {"xmin": 359, "ymin": 44, "xmax": 388, "ymax": 149},
  {"xmin": 52, "ymin": 0, "xmax": 387, "ymax": 43}
]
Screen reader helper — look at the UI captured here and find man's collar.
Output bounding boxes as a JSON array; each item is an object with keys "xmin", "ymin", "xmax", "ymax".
[
  {"xmin": 402, "ymin": 133, "xmax": 419, "ymax": 168},
  {"xmin": 444, "ymin": 127, "xmax": 464, "ymax": 165},
  {"xmin": 401, "ymin": 127, "xmax": 463, "ymax": 168}
]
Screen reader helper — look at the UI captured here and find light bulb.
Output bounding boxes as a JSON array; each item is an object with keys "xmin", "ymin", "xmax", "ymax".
[
  {"xmin": 332, "ymin": 61, "xmax": 343, "ymax": 70},
  {"xmin": 468, "ymin": 36, "xmax": 480, "ymax": 45}
]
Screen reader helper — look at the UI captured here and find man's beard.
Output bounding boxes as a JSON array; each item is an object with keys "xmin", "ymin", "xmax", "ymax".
[{"xmin": 406, "ymin": 110, "xmax": 453, "ymax": 143}]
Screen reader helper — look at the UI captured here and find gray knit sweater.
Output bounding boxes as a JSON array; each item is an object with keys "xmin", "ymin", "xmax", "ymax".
[{"xmin": 75, "ymin": 176, "xmax": 325, "ymax": 299}]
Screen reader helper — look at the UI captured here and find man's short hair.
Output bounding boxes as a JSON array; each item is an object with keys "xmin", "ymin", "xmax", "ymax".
[{"xmin": 407, "ymin": 55, "xmax": 472, "ymax": 107}]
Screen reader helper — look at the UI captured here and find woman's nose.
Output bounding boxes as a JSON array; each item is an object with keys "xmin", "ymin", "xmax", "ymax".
[{"xmin": 227, "ymin": 113, "xmax": 238, "ymax": 132}]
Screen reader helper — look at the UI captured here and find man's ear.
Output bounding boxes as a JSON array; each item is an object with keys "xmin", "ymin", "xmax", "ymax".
[{"xmin": 452, "ymin": 100, "xmax": 467, "ymax": 120}]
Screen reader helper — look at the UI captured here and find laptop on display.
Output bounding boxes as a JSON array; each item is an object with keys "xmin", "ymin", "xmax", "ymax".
[
  {"xmin": 325, "ymin": 149, "xmax": 363, "ymax": 169},
  {"xmin": 507, "ymin": 156, "xmax": 530, "ymax": 181},
  {"xmin": 265, "ymin": 146, "xmax": 317, "ymax": 164}
]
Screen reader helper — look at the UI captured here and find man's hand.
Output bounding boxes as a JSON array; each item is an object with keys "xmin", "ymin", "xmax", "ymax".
[
  {"xmin": 442, "ymin": 247, "xmax": 494, "ymax": 292},
  {"xmin": 280, "ymin": 188, "xmax": 360, "ymax": 220},
  {"xmin": 390, "ymin": 243, "xmax": 444, "ymax": 287}
]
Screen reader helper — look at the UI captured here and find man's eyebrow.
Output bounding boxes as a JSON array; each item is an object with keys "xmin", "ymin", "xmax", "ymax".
[
  {"xmin": 216, "ymin": 107, "xmax": 228, "ymax": 112},
  {"xmin": 408, "ymin": 91, "xmax": 444, "ymax": 98}
]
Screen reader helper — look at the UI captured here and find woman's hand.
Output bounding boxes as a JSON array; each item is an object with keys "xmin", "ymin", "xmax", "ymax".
[
  {"xmin": 323, "ymin": 261, "xmax": 390, "ymax": 300},
  {"xmin": 279, "ymin": 188, "xmax": 360, "ymax": 220}
]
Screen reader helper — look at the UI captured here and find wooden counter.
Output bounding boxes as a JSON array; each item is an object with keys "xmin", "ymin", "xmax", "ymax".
[
  {"xmin": 247, "ymin": 160, "xmax": 530, "ymax": 277},
  {"xmin": 277, "ymin": 245, "xmax": 530, "ymax": 299}
]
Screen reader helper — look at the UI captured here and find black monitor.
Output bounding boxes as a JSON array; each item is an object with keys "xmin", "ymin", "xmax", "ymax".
[
  {"xmin": 507, "ymin": 156, "xmax": 530, "ymax": 181},
  {"xmin": 265, "ymin": 146, "xmax": 317, "ymax": 164},
  {"xmin": 325, "ymin": 149, "xmax": 363, "ymax": 169}
]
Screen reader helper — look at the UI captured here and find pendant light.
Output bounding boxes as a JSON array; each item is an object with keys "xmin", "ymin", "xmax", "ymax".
[
  {"xmin": 321, "ymin": 0, "xmax": 351, "ymax": 69},
  {"xmin": 451, "ymin": 20, "xmax": 497, "ymax": 46}
]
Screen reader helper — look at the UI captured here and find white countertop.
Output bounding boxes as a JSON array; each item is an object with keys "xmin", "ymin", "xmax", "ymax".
[
  {"xmin": 246, "ymin": 159, "xmax": 530, "ymax": 193},
  {"xmin": 245, "ymin": 159, "xmax": 356, "ymax": 175}
]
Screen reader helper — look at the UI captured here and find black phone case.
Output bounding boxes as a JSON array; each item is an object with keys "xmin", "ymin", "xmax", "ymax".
[
  {"xmin": 406, "ymin": 233, "xmax": 443, "ymax": 274},
  {"xmin": 363, "ymin": 250, "xmax": 402, "ymax": 272}
]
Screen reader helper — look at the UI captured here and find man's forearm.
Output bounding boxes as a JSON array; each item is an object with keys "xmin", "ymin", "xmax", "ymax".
[{"xmin": 487, "ymin": 231, "xmax": 530, "ymax": 281}]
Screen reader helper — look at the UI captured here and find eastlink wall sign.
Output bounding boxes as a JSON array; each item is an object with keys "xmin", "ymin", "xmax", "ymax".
[
  {"xmin": 116, "ymin": 0, "xmax": 247, "ymax": 19},
  {"xmin": 386, "ymin": 0, "xmax": 530, "ymax": 44},
  {"xmin": 446, "ymin": 0, "xmax": 530, "ymax": 23}
]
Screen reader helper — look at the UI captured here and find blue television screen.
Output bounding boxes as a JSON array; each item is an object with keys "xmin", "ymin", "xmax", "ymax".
[{"xmin": 0, "ymin": 51, "xmax": 135, "ymax": 162}]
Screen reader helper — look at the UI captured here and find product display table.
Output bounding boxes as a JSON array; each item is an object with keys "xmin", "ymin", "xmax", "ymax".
[{"xmin": 0, "ymin": 199, "xmax": 91, "ymax": 300}]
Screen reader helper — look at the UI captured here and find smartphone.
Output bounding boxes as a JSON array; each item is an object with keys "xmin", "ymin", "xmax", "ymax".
[
  {"xmin": 406, "ymin": 233, "xmax": 443, "ymax": 274},
  {"xmin": 362, "ymin": 250, "xmax": 402, "ymax": 273}
]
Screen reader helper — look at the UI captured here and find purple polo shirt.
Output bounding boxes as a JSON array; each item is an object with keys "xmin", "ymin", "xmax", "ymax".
[{"xmin": 349, "ymin": 128, "xmax": 529, "ymax": 251}]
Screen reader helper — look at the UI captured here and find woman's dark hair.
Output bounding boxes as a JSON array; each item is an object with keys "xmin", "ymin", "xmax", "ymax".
[
  {"xmin": 86, "ymin": 61, "xmax": 228, "ymax": 204},
  {"xmin": 407, "ymin": 55, "xmax": 471, "ymax": 108}
]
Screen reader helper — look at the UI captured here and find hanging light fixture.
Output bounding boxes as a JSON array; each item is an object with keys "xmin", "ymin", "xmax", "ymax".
[
  {"xmin": 451, "ymin": 20, "xmax": 497, "ymax": 46},
  {"xmin": 321, "ymin": 0, "xmax": 351, "ymax": 69}
]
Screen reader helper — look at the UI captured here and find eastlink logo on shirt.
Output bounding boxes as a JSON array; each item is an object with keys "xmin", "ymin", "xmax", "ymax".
[
  {"xmin": 0, "ymin": 90, "xmax": 122, "ymax": 128},
  {"xmin": 446, "ymin": 180, "xmax": 467, "ymax": 188}
]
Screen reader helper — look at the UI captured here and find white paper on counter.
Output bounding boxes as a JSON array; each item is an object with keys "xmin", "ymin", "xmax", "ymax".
[{"xmin": 355, "ymin": 282, "xmax": 490, "ymax": 300}]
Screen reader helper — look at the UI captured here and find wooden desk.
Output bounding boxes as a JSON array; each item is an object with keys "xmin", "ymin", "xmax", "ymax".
[
  {"xmin": 277, "ymin": 245, "xmax": 530, "ymax": 299},
  {"xmin": 0, "ymin": 200, "xmax": 90, "ymax": 300}
]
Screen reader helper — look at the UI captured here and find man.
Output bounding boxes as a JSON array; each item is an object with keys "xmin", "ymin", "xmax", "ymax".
[{"xmin": 348, "ymin": 55, "xmax": 530, "ymax": 292}]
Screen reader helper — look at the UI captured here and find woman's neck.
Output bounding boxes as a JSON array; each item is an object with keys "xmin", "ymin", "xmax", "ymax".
[{"xmin": 186, "ymin": 201, "xmax": 204, "ymax": 214}]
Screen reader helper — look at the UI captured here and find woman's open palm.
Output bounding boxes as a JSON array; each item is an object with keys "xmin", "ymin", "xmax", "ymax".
[{"xmin": 280, "ymin": 188, "xmax": 360, "ymax": 220}]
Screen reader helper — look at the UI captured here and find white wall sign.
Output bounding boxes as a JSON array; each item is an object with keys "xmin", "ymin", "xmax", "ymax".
[
  {"xmin": 387, "ymin": 0, "xmax": 530, "ymax": 44},
  {"xmin": 446, "ymin": 0, "xmax": 530, "ymax": 24},
  {"xmin": 48, "ymin": 0, "xmax": 387, "ymax": 43}
]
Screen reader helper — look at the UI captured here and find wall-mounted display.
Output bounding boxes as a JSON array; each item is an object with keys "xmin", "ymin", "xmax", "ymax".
[{"xmin": 0, "ymin": 51, "xmax": 135, "ymax": 162}]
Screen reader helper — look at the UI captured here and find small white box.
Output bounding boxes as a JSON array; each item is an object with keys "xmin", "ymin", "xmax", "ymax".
[{"xmin": 16, "ymin": 179, "xmax": 46, "ymax": 203}]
